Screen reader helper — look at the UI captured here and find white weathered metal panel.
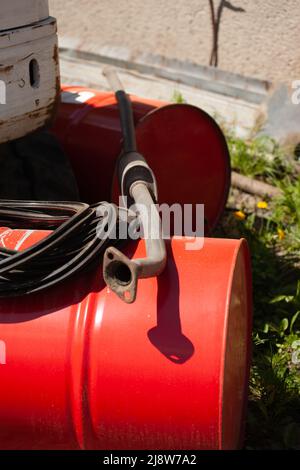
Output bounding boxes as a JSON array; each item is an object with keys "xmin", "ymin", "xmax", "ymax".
[
  {"xmin": 0, "ymin": 0, "xmax": 49, "ymax": 30},
  {"xmin": 0, "ymin": 16, "xmax": 59, "ymax": 144}
]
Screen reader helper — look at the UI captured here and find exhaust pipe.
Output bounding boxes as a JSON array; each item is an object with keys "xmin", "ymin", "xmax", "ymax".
[{"xmin": 102, "ymin": 68, "xmax": 166, "ymax": 303}]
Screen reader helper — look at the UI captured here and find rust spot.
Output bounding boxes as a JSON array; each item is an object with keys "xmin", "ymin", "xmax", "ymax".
[
  {"xmin": 56, "ymin": 74, "xmax": 61, "ymax": 96},
  {"xmin": 28, "ymin": 111, "xmax": 43, "ymax": 120},
  {"xmin": 0, "ymin": 65, "xmax": 13, "ymax": 73},
  {"xmin": 28, "ymin": 100, "xmax": 58, "ymax": 121},
  {"xmin": 48, "ymin": 74, "xmax": 62, "ymax": 123},
  {"xmin": 0, "ymin": 100, "xmax": 56, "ymax": 129},
  {"xmin": 52, "ymin": 44, "xmax": 59, "ymax": 64}
]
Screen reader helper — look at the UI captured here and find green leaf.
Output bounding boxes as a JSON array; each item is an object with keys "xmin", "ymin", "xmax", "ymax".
[
  {"xmin": 290, "ymin": 311, "xmax": 300, "ymax": 333},
  {"xmin": 280, "ymin": 318, "xmax": 289, "ymax": 332},
  {"xmin": 263, "ymin": 323, "xmax": 269, "ymax": 333},
  {"xmin": 270, "ymin": 295, "xmax": 294, "ymax": 304}
]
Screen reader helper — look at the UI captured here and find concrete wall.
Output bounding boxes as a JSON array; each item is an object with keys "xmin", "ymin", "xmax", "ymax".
[{"xmin": 49, "ymin": 0, "xmax": 300, "ymax": 83}]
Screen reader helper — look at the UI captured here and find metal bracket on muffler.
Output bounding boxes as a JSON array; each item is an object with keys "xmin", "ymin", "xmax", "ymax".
[
  {"xmin": 102, "ymin": 68, "xmax": 166, "ymax": 304},
  {"xmin": 103, "ymin": 246, "xmax": 140, "ymax": 304}
]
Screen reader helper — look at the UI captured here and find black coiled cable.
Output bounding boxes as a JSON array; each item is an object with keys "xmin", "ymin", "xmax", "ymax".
[{"xmin": 0, "ymin": 200, "xmax": 119, "ymax": 297}]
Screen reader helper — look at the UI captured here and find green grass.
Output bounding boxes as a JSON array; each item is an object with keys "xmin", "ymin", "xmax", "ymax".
[
  {"xmin": 227, "ymin": 133, "xmax": 293, "ymax": 182},
  {"xmin": 171, "ymin": 90, "xmax": 186, "ymax": 104},
  {"xmin": 217, "ymin": 133, "xmax": 300, "ymax": 449}
]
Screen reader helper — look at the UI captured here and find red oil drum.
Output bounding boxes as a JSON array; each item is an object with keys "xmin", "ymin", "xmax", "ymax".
[
  {"xmin": 52, "ymin": 86, "xmax": 230, "ymax": 233},
  {"xmin": 52, "ymin": 87, "xmax": 161, "ymax": 207},
  {"xmin": 0, "ymin": 227, "xmax": 252, "ymax": 450}
]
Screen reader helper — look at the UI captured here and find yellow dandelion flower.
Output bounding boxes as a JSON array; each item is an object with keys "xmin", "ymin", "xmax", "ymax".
[
  {"xmin": 234, "ymin": 210, "xmax": 246, "ymax": 221},
  {"xmin": 257, "ymin": 201, "xmax": 268, "ymax": 210},
  {"xmin": 277, "ymin": 228, "xmax": 285, "ymax": 240}
]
